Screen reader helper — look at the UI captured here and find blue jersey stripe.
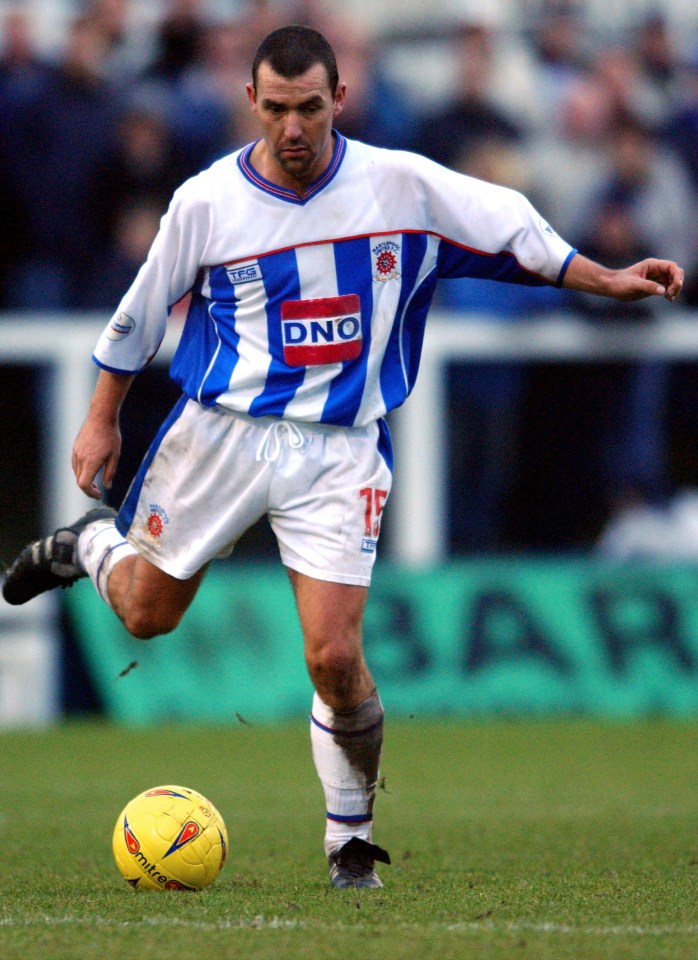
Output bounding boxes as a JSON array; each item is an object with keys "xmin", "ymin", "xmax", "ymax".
[
  {"xmin": 379, "ymin": 232, "xmax": 434, "ymax": 412},
  {"xmin": 117, "ymin": 393, "xmax": 189, "ymax": 536},
  {"xmin": 320, "ymin": 236, "xmax": 374, "ymax": 426},
  {"xmin": 377, "ymin": 417, "xmax": 393, "ymax": 473},
  {"xmin": 199, "ymin": 298, "xmax": 241, "ymax": 405},
  {"xmin": 401, "ymin": 269, "xmax": 440, "ymax": 397},
  {"xmin": 437, "ymin": 238, "xmax": 550, "ymax": 285},
  {"xmin": 170, "ymin": 274, "xmax": 242, "ymax": 407},
  {"xmin": 248, "ymin": 249, "xmax": 305, "ymax": 417}
]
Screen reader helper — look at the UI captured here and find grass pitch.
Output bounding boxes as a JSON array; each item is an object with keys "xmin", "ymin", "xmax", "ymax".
[{"xmin": 1, "ymin": 718, "xmax": 697, "ymax": 960}]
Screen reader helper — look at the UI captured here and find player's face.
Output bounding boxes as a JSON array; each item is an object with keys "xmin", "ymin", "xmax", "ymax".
[{"xmin": 247, "ymin": 62, "xmax": 346, "ymax": 193}]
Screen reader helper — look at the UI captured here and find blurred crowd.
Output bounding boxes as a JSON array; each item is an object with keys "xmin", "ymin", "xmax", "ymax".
[
  {"xmin": 2, "ymin": 0, "xmax": 697, "ymax": 311},
  {"xmin": 2, "ymin": 0, "xmax": 698, "ymax": 553}
]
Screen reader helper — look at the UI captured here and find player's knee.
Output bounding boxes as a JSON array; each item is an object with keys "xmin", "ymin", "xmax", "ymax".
[
  {"xmin": 306, "ymin": 637, "xmax": 362, "ymax": 693},
  {"xmin": 122, "ymin": 601, "xmax": 184, "ymax": 640}
]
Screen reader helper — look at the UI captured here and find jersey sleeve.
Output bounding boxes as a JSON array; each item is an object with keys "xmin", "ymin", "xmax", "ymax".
[
  {"xmin": 406, "ymin": 154, "xmax": 576, "ymax": 287},
  {"xmin": 92, "ymin": 177, "xmax": 212, "ymax": 374}
]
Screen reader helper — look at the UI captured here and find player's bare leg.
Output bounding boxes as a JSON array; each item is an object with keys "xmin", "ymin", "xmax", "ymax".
[
  {"xmin": 71, "ymin": 510, "xmax": 207, "ymax": 638},
  {"xmin": 287, "ymin": 568, "xmax": 390, "ymax": 888},
  {"xmin": 288, "ymin": 569, "xmax": 373, "ymax": 709},
  {"xmin": 3, "ymin": 508, "xmax": 205, "ymax": 640},
  {"xmin": 106, "ymin": 554, "xmax": 207, "ymax": 639}
]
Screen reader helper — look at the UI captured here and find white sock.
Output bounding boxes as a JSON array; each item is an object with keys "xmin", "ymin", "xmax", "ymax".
[
  {"xmin": 310, "ymin": 690, "xmax": 384, "ymax": 857},
  {"xmin": 77, "ymin": 519, "xmax": 137, "ymax": 608}
]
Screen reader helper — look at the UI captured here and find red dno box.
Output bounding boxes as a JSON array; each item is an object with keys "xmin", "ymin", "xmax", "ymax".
[{"xmin": 281, "ymin": 294, "xmax": 362, "ymax": 366}]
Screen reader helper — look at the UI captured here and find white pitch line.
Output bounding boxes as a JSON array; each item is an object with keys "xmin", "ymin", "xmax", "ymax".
[
  {"xmin": 0, "ymin": 915, "xmax": 303, "ymax": 931},
  {"xmin": 1, "ymin": 915, "xmax": 698, "ymax": 937},
  {"xmin": 446, "ymin": 920, "xmax": 698, "ymax": 937}
]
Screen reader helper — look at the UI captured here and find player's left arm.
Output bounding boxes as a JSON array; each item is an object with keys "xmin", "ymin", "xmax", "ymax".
[{"xmin": 562, "ymin": 253, "xmax": 684, "ymax": 303}]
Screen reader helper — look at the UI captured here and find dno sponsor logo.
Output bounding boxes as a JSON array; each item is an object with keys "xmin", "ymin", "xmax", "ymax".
[{"xmin": 281, "ymin": 294, "xmax": 362, "ymax": 366}]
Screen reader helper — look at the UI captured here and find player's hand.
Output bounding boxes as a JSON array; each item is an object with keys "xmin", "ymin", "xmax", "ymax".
[
  {"xmin": 564, "ymin": 254, "xmax": 684, "ymax": 302},
  {"xmin": 606, "ymin": 258, "xmax": 684, "ymax": 302},
  {"xmin": 72, "ymin": 417, "xmax": 122, "ymax": 499},
  {"xmin": 72, "ymin": 369, "xmax": 133, "ymax": 498}
]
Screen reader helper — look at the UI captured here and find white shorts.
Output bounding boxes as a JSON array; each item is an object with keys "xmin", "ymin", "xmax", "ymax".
[{"xmin": 116, "ymin": 398, "xmax": 393, "ymax": 586}]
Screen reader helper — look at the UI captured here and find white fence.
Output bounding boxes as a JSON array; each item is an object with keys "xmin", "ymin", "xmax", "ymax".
[{"xmin": 2, "ymin": 310, "xmax": 698, "ymax": 564}]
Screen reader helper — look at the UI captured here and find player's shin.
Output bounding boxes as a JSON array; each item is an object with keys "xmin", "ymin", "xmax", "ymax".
[
  {"xmin": 78, "ymin": 518, "xmax": 137, "ymax": 608},
  {"xmin": 310, "ymin": 690, "xmax": 384, "ymax": 856}
]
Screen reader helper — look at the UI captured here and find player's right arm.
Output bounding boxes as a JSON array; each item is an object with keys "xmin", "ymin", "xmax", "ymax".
[
  {"xmin": 562, "ymin": 254, "xmax": 684, "ymax": 301},
  {"xmin": 72, "ymin": 369, "xmax": 135, "ymax": 499},
  {"xmin": 80, "ymin": 172, "xmax": 213, "ymax": 498},
  {"xmin": 93, "ymin": 173, "xmax": 212, "ymax": 377}
]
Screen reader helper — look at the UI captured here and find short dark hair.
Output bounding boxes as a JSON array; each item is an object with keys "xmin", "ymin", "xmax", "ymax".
[{"xmin": 251, "ymin": 25, "xmax": 339, "ymax": 94}]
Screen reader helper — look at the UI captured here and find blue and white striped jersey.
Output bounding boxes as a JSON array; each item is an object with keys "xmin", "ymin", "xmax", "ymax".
[{"xmin": 94, "ymin": 133, "xmax": 576, "ymax": 427}]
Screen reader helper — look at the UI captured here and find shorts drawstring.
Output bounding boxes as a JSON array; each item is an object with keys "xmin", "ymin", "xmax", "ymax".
[{"xmin": 255, "ymin": 420, "xmax": 306, "ymax": 462}]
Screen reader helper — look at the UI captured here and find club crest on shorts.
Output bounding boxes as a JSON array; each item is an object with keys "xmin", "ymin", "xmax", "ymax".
[
  {"xmin": 281, "ymin": 294, "xmax": 362, "ymax": 366},
  {"xmin": 144, "ymin": 504, "xmax": 169, "ymax": 545},
  {"xmin": 372, "ymin": 240, "xmax": 401, "ymax": 282}
]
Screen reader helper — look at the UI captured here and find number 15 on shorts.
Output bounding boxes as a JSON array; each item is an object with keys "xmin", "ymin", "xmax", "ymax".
[{"xmin": 359, "ymin": 487, "xmax": 388, "ymax": 553}]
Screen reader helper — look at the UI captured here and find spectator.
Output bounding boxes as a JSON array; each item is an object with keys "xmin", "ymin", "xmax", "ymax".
[
  {"xmin": 0, "ymin": 6, "xmax": 50, "ymax": 105},
  {"xmin": 541, "ymin": 112, "xmax": 696, "ymax": 539},
  {"xmin": 634, "ymin": 10, "xmax": 681, "ymax": 110},
  {"xmin": 662, "ymin": 47, "xmax": 698, "ymax": 191},
  {"xmin": 525, "ymin": 0, "xmax": 590, "ymax": 131},
  {"xmin": 0, "ymin": 9, "xmax": 42, "ymax": 307},
  {"xmin": 3, "ymin": 12, "xmax": 123, "ymax": 309},
  {"xmin": 141, "ymin": 0, "xmax": 206, "ymax": 83},
  {"xmin": 415, "ymin": 20, "xmax": 525, "ymax": 168},
  {"xmin": 88, "ymin": 199, "xmax": 163, "ymax": 315},
  {"xmin": 172, "ymin": 15, "xmax": 270, "ymax": 163},
  {"xmin": 527, "ymin": 43, "xmax": 683, "ymax": 239},
  {"xmin": 569, "ymin": 200, "xmax": 665, "ymax": 515},
  {"xmin": 84, "ymin": 0, "xmax": 153, "ymax": 80},
  {"xmin": 325, "ymin": 21, "xmax": 419, "ymax": 149},
  {"xmin": 573, "ymin": 112, "xmax": 695, "ymax": 273},
  {"xmin": 433, "ymin": 138, "xmax": 569, "ymax": 551},
  {"xmin": 91, "ymin": 103, "xmax": 190, "ymax": 256}
]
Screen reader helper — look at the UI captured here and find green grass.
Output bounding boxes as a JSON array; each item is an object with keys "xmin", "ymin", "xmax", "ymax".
[{"xmin": 1, "ymin": 718, "xmax": 697, "ymax": 959}]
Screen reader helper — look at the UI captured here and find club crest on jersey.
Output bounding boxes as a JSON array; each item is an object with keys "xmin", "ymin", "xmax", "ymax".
[
  {"xmin": 144, "ymin": 503, "xmax": 169, "ymax": 545},
  {"xmin": 372, "ymin": 240, "xmax": 401, "ymax": 282},
  {"xmin": 281, "ymin": 294, "xmax": 362, "ymax": 366}
]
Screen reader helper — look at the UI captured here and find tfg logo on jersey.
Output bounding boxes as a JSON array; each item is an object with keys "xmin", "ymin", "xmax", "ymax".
[
  {"xmin": 225, "ymin": 262, "xmax": 263, "ymax": 285},
  {"xmin": 281, "ymin": 294, "xmax": 362, "ymax": 367}
]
